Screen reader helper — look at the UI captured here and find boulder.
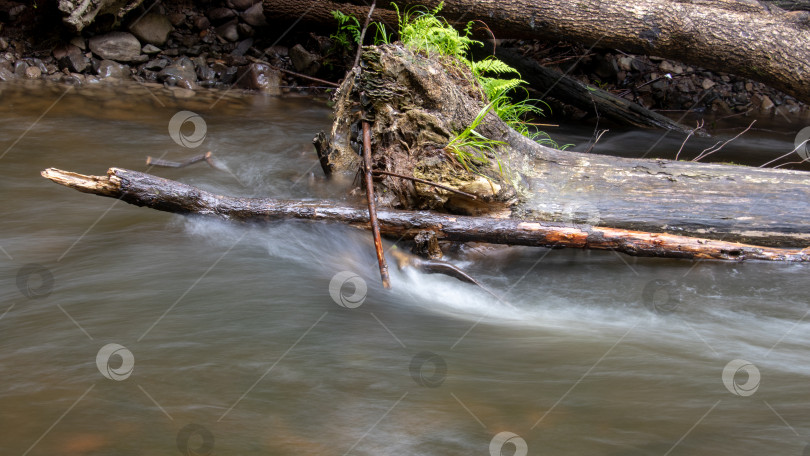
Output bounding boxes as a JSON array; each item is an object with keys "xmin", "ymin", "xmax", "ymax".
[
  {"xmin": 88, "ymin": 32, "xmax": 142, "ymax": 62},
  {"xmin": 128, "ymin": 13, "xmax": 174, "ymax": 46}
]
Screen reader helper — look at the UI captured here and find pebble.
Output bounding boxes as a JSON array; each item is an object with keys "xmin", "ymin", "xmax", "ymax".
[{"xmin": 24, "ymin": 66, "xmax": 41, "ymax": 79}]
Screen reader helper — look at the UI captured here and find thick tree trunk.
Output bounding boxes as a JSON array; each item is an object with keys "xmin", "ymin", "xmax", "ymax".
[
  {"xmin": 265, "ymin": 0, "xmax": 810, "ymax": 103},
  {"xmin": 314, "ymin": 44, "xmax": 810, "ymax": 248},
  {"xmin": 40, "ymin": 167, "xmax": 810, "ymax": 262}
]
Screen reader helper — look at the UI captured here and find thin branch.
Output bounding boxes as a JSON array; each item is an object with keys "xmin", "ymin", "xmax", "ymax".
[
  {"xmin": 583, "ymin": 129, "xmax": 609, "ymax": 154},
  {"xmin": 692, "ymin": 120, "xmax": 756, "ymax": 162},
  {"xmin": 675, "ymin": 119, "xmax": 704, "ymax": 161},
  {"xmin": 353, "ymin": 0, "xmax": 377, "ymax": 69},
  {"xmin": 760, "ymin": 138, "xmax": 810, "ymax": 168},
  {"xmin": 362, "ymin": 120, "xmax": 391, "ymax": 289},
  {"xmin": 146, "ymin": 151, "xmax": 218, "ymax": 169},
  {"xmin": 372, "ymin": 170, "xmax": 477, "ymax": 199}
]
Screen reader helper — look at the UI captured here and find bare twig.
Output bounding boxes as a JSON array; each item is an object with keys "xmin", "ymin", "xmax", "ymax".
[
  {"xmin": 675, "ymin": 119, "xmax": 704, "ymax": 161},
  {"xmin": 353, "ymin": 0, "xmax": 376, "ymax": 69},
  {"xmin": 760, "ymin": 138, "xmax": 810, "ymax": 168},
  {"xmin": 692, "ymin": 120, "xmax": 756, "ymax": 162},
  {"xmin": 146, "ymin": 151, "xmax": 218, "ymax": 169},
  {"xmin": 372, "ymin": 170, "xmax": 477, "ymax": 199},
  {"xmin": 362, "ymin": 120, "xmax": 391, "ymax": 289},
  {"xmin": 583, "ymin": 129, "xmax": 609, "ymax": 154},
  {"xmin": 247, "ymin": 55, "xmax": 340, "ymax": 87}
]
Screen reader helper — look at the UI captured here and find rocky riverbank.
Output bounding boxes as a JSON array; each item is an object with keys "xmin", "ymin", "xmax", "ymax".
[
  {"xmin": 0, "ymin": 0, "xmax": 807, "ymax": 122},
  {"xmin": 511, "ymin": 40, "xmax": 810, "ymax": 122}
]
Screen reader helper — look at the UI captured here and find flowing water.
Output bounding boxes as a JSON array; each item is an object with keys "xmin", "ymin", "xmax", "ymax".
[{"xmin": 1, "ymin": 83, "xmax": 809, "ymax": 456}]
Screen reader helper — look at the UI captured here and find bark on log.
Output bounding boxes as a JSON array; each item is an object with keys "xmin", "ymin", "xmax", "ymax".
[
  {"xmin": 265, "ymin": 0, "xmax": 810, "ymax": 103},
  {"xmin": 40, "ymin": 167, "xmax": 810, "ymax": 262},
  {"xmin": 315, "ymin": 44, "xmax": 810, "ymax": 248}
]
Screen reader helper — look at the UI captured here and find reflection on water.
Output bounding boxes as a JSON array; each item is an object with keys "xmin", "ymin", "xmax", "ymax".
[{"xmin": 1, "ymin": 84, "xmax": 809, "ymax": 456}]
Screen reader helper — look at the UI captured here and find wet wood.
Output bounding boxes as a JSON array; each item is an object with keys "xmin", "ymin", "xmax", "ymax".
[
  {"xmin": 363, "ymin": 121, "xmax": 391, "ymax": 288},
  {"xmin": 41, "ymin": 167, "xmax": 810, "ymax": 262},
  {"xmin": 146, "ymin": 151, "xmax": 217, "ymax": 169},
  {"xmin": 316, "ymin": 44, "xmax": 810, "ymax": 248}
]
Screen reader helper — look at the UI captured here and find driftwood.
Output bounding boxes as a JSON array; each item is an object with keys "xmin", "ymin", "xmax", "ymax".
[
  {"xmin": 314, "ymin": 44, "xmax": 810, "ymax": 248},
  {"xmin": 40, "ymin": 167, "xmax": 810, "ymax": 262}
]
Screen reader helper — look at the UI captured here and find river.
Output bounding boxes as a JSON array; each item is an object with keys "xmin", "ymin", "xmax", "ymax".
[{"xmin": 1, "ymin": 82, "xmax": 808, "ymax": 456}]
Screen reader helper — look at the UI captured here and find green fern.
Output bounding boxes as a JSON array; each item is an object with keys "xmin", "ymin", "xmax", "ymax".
[{"xmin": 391, "ymin": 1, "xmax": 571, "ymax": 167}]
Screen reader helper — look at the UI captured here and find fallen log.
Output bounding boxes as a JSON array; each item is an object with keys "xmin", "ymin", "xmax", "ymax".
[
  {"xmin": 265, "ymin": 0, "xmax": 810, "ymax": 103},
  {"xmin": 315, "ymin": 44, "xmax": 810, "ymax": 248},
  {"xmin": 41, "ymin": 167, "xmax": 810, "ymax": 262}
]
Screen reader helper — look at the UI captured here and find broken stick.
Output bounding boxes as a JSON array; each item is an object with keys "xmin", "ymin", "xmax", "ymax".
[{"xmin": 363, "ymin": 121, "xmax": 391, "ymax": 288}]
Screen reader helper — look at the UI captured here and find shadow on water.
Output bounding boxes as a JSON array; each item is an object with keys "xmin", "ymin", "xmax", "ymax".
[{"xmin": 1, "ymin": 84, "xmax": 809, "ymax": 455}]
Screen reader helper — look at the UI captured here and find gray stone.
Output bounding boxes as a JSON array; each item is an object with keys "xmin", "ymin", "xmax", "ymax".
[
  {"xmin": 0, "ymin": 37, "xmax": 8, "ymax": 51},
  {"xmin": 143, "ymin": 58, "xmax": 170, "ymax": 71},
  {"xmin": 228, "ymin": 0, "xmax": 258, "ymax": 10},
  {"xmin": 58, "ymin": 45, "xmax": 89, "ymax": 73},
  {"xmin": 97, "ymin": 59, "xmax": 129, "ymax": 78},
  {"xmin": 158, "ymin": 57, "xmax": 197, "ymax": 88},
  {"xmin": 237, "ymin": 23, "xmax": 254, "ymax": 38},
  {"xmin": 129, "ymin": 13, "xmax": 174, "ymax": 46},
  {"xmin": 194, "ymin": 16, "xmax": 210, "ymax": 30},
  {"xmin": 142, "ymin": 44, "xmax": 161, "ymax": 54},
  {"xmin": 89, "ymin": 32, "xmax": 142, "ymax": 62},
  {"xmin": 289, "ymin": 44, "xmax": 320, "ymax": 75},
  {"xmin": 216, "ymin": 20, "xmax": 239, "ymax": 42},
  {"xmin": 69, "ymin": 36, "xmax": 86, "ymax": 50},
  {"xmin": 207, "ymin": 7, "xmax": 236, "ymax": 24},
  {"xmin": 264, "ymin": 45, "xmax": 288, "ymax": 57},
  {"xmin": 0, "ymin": 66, "xmax": 16, "ymax": 81},
  {"xmin": 168, "ymin": 13, "xmax": 187, "ymax": 27},
  {"xmin": 231, "ymin": 38, "xmax": 253, "ymax": 56},
  {"xmin": 237, "ymin": 63, "xmax": 280, "ymax": 95},
  {"xmin": 240, "ymin": 3, "xmax": 267, "ymax": 27},
  {"xmin": 14, "ymin": 60, "xmax": 29, "ymax": 77}
]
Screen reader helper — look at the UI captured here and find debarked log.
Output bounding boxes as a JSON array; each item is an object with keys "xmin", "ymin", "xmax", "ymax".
[{"xmin": 41, "ymin": 167, "xmax": 810, "ymax": 262}]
